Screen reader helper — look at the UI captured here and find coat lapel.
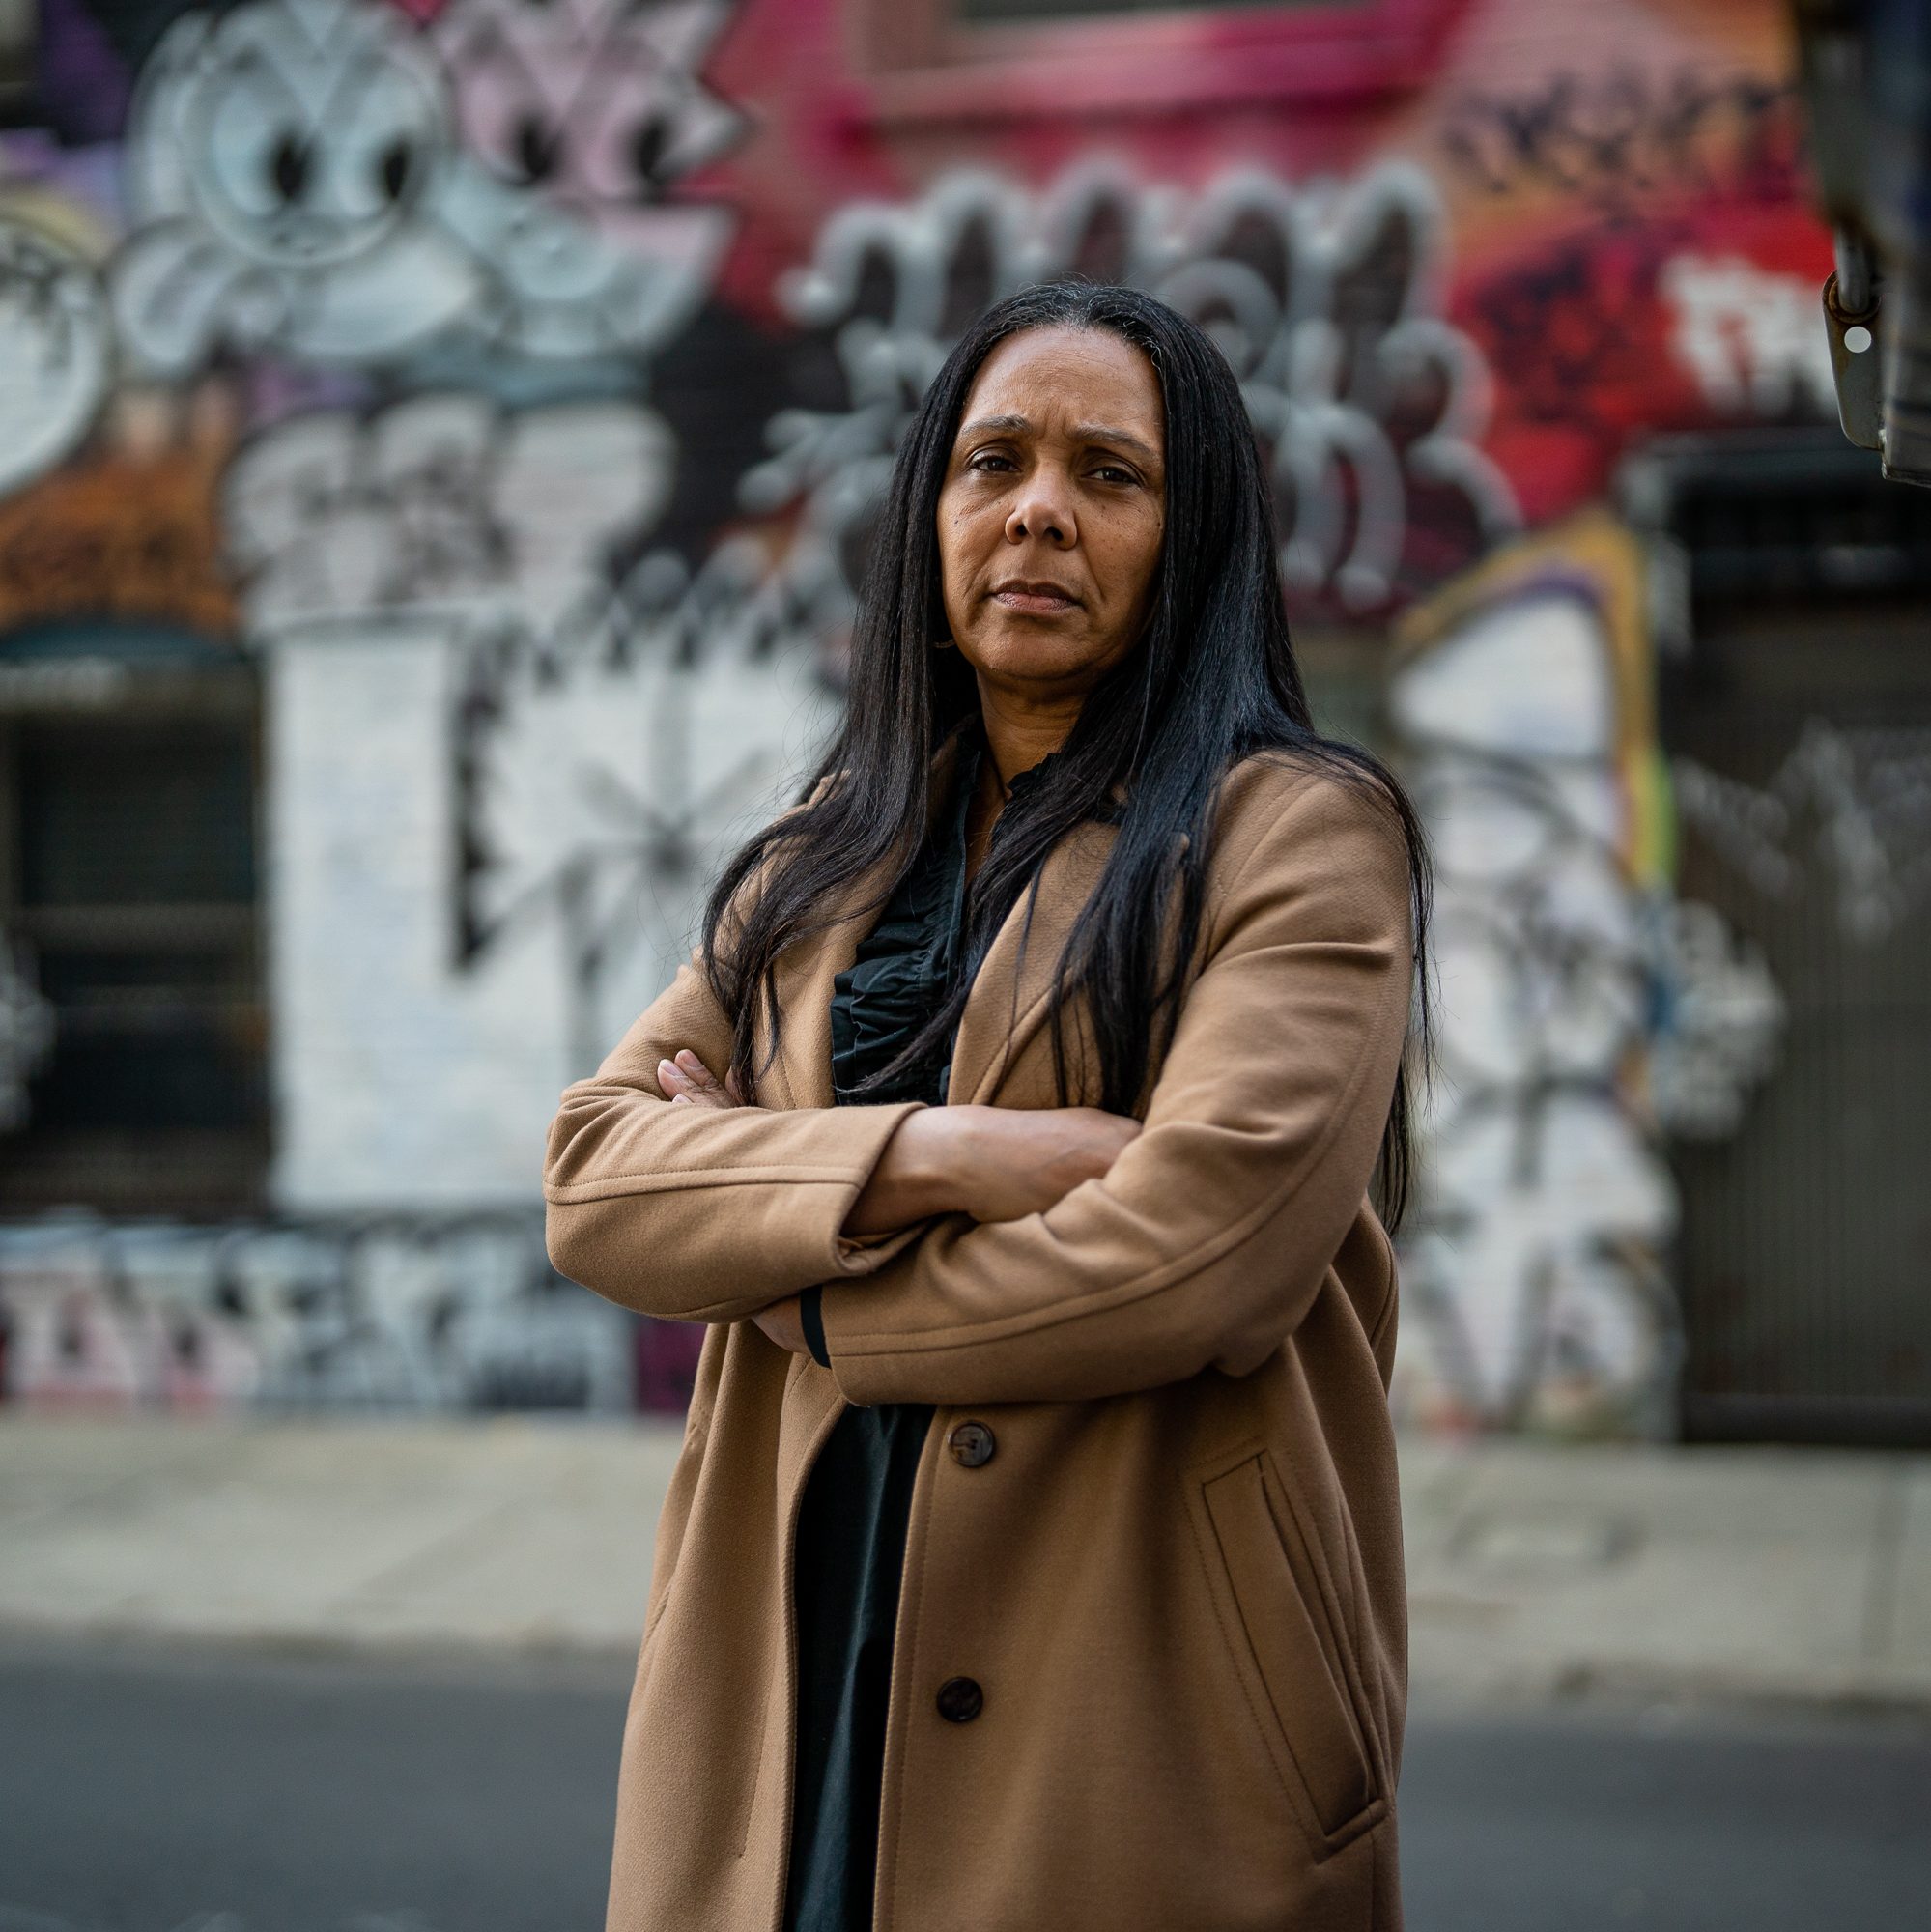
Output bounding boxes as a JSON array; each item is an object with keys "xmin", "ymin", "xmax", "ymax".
[
  {"xmin": 949, "ymin": 816, "xmax": 1119, "ymax": 1102},
  {"xmin": 762, "ymin": 732, "xmax": 1122, "ymax": 1111}
]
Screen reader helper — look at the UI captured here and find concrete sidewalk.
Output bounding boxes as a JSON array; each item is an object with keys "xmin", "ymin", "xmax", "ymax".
[{"xmin": 1, "ymin": 1413, "xmax": 1925, "ymax": 1714}]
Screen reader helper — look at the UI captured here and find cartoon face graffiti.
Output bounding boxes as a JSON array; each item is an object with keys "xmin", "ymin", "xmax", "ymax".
[
  {"xmin": 113, "ymin": 0, "xmax": 739, "ymax": 371},
  {"xmin": 115, "ymin": 0, "xmax": 477, "ymax": 368},
  {"xmin": 436, "ymin": 0, "xmax": 741, "ymax": 217},
  {"xmin": 431, "ymin": 0, "xmax": 742, "ymax": 359},
  {"xmin": 142, "ymin": 0, "xmax": 451, "ymax": 272}
]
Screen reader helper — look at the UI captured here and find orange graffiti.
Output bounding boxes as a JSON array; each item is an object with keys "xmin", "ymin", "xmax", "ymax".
[{"xmin": 0, "ymin": 384, "xmax": 242, "ymax": 640}]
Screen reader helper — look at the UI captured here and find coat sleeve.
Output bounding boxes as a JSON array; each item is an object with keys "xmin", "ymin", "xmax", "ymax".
[
  {"xmin": 541, "ymin": 803, "xmax": 932, "ymax": 1322},
  {"xmin": 815, "ymin": 769, "xmax": 1415, "ymax": 1406}
]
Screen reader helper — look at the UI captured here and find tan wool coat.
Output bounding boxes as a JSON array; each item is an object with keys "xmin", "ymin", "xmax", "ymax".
[{"xmin": 543, "ymin": 732, "xmax": 1416, "ymax": 1932}]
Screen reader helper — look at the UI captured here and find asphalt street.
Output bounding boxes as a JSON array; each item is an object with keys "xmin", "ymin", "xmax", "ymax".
[{"xmin": 1, "ymin": 1641, "xmax": 1926, "ymax": 1932}]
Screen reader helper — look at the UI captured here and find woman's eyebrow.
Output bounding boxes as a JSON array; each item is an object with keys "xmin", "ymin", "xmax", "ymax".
[
  {"xmin": 1072, "ymin": 423, "xmax": 1160, "ymax": 464},
  {"xmin": 957, "ymin": 413, "xmax": 1030, "ymax": 440},
  {"xmin": 956, "ymin": 413, "xmax": 1160, "ymax": 465}
]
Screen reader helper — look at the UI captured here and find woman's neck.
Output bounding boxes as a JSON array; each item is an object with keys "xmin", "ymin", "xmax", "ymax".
[{"xmin": 976, "ymin": 693, "xmax": 1076, "ymax": 794}]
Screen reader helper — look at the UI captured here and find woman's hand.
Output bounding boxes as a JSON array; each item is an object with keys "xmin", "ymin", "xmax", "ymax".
[{"xmin": 657, "ymin": 1048, "xmax": 746, "ymax": 1108}]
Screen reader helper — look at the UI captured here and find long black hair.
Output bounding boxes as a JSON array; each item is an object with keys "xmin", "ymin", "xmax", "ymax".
[{"xmin": 700, "ymin": 280, "xmax": 1434, "ymax": 1230}]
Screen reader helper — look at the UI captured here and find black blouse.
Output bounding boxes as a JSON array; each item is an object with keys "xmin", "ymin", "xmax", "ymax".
[{"xmin": 781, "ymin": 720, "xmax": 1116, "ymax": 1932}]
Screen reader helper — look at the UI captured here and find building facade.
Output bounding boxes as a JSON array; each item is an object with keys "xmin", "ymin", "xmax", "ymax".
[{"xmin": 0, "ymin": 0, "xmax": 1923, "ymax": 1438}]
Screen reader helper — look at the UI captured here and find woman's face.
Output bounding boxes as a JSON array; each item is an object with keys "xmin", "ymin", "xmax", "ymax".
[{"xmin": 936, "ymin": 324, "xmax": 1167, "ymax": 703}]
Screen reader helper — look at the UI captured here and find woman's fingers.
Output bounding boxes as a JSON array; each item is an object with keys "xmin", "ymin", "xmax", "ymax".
[
  {"xmin": 678, "ymin": 1049, "xmax": 742, "ymax": 1105},
  {"xmin": 658, "ymin": 1049, "xmax": 742, "ymax": 1109}
]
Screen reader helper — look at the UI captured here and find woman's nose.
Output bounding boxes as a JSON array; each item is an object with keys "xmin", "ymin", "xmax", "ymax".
[{"xmin": 1004, "ymin": 477, "xmax": 1077, "ymax": 548}]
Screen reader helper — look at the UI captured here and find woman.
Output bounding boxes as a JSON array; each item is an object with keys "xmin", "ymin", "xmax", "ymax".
[{"xmin": 545, "ymin": 281, "xmax": 1430, "ymax": 1932}]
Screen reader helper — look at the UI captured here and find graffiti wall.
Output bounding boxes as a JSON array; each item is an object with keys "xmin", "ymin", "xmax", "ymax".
[
  {"xmin": 0, "ymin": 0, "xmax": 1837, "ymax": 1424},
  {"xmin": 1388, "ymin": 518, "xmax": 1784, "ymax": 1433}
]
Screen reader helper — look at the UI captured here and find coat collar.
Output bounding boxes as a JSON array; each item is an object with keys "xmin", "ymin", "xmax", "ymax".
[{"xmin": 765, "ymin": 726, "xmax": 1124, "ymax": 1110}]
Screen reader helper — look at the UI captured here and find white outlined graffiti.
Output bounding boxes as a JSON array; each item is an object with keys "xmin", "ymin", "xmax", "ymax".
[
  {"xmin": 222, "ymin": 393, "xmax": 827, "ymax": 1077},
  {"xmin": 224, "ymin": 392, "xmax": 673, "ymax": 632},
  {"xmin": 1390, "ymin": 554, "xmax": 1782, "ymax": 1433},
  {"xmin": 738, "ymin": 161, "xmax": 1519, "ymax": 643},
  {"xmin": 1393, "ymin": 588, "xmax": 1681, "ymax": 1430},
  {"xmin": 453, "ymin": 583, "xmax": 837, "ymax": 1071},
  {"xmin": 111, "ymin": 0, "xmax": 739, "ymax": 372},
  {"xmin": 1660, "ymin": 253, "xmax": 1837, "ymax": 418},
  {"xmin": 1672, "ymin": 719, "xmax": 1931, "ymax": 944},
  {"xmin": 0, "ymin": 213, "xmax": 113, "ymax": 499},
  {"xmin": 1647, "ymin": 897, "xmax": 1785, "ymax": 1140},
  {"xmin": 0, "ymin": 1209, "xmax": 632, "ymax": 1411}
]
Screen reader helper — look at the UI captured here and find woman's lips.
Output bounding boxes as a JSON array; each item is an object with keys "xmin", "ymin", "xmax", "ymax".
[{"xmin": 992, "ymin": 586, "xmax": 1078, "ymax": 614}]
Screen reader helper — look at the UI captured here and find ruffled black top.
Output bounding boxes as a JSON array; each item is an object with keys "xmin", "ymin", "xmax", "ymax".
[
  {"xmin": 827, "ymin": 717, "xmax": 1119, "ymax": 1109},
  {"xmin": 826, "ymin": 728, "xmax": 979, "ymax": 1108}
]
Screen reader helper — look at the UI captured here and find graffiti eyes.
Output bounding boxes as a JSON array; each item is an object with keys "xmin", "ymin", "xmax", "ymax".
[
  {"xmin": 512, "ymin": 115, "xmax": 561, "ymax": 185},
  {"xmin": 376, "ymin": 138, "xmax": 416, "ymax": 205},
  {"xmin": 269, "ymin": 133, "xmax": 309, "ymax": 207},
  {"xmin": 478, "ymin": 106, "xmax": 687, "ymax": 198},
  {"xmin": 252, "ymin": 133, "xmax": 416, "ymax": 211},
  {"xmin": 630, "ymin": 116, "xmax": 669, "ymax": 187}
]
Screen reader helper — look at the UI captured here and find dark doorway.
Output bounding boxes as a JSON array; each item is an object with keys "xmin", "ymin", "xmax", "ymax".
[
  {"xmin": 0, "ymin": 625, "xmax": 268, "ymax": 1215},
  {"xmin": 1655, "ymin": 438, "xmax": 1931, "ymax": 1444}
]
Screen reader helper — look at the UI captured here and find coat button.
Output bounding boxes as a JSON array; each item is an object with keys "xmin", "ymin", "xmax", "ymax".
[
  {"xmin": 936, "ymin": 1676, "xmax": 983, "ymax": 1724},
  {"xmin": 948, "ymin": 1421, "xmax": 997, "ymax": 1468}
]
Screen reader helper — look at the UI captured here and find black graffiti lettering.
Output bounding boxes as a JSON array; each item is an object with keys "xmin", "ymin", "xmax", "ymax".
[{"xmin": 1442, "ymin": 68, "xmax": 1803, "ymax": 204}]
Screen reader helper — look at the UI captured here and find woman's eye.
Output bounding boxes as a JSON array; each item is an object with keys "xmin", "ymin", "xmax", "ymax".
[
  {"xmin": 968, "ymin": 451, "xmax": 1014, "ymax": 473},
  {"xmin": 1092, "ymin": 465, "xmax": 1136, "ymax": 485}
]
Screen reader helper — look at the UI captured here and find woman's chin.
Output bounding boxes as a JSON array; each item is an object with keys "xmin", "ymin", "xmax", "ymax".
[{"xmin": 961, "ymin": 623, "xmax": 1121, "ymax": 691}]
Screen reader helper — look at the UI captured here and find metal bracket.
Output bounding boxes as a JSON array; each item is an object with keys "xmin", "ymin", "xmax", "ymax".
[{"xmin": 1821, "ymin": 269, "xmax": 1884, "ymax": 451}]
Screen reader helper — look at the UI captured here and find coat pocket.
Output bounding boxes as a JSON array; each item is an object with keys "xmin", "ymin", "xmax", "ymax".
[{"xmin": 1188, "ymin": 1445, "xmax": 1384, "ymax": 1857}]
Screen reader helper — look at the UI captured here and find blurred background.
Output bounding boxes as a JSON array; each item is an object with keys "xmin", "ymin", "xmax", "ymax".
[{"xmin": 0, "ymin": 0, "xmax": 1927, "ymax": 1927}]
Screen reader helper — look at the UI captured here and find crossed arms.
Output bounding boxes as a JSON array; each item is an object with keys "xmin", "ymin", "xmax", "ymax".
[{"xmin": 542, "ymin": 767, "xmax": 1413, "ymax": 1407}]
